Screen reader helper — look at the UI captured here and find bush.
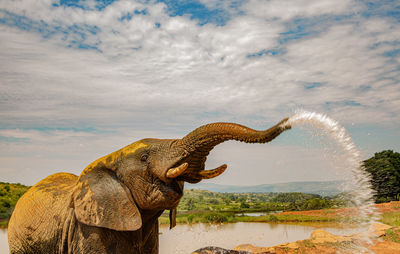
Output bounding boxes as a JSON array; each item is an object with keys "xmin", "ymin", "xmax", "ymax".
[
  {"xmin": 187, "ymin": 214, "xmax": 195, "ymax": 223},
  {"xmin": 209, "ymin": 198, "xmax": 219, "ymax": 205},
  {"xmin": 240, "ymin": 202, "xmax": 250, "ymax": 209},
  {"xmin": 269, "ymin": 214, "xmax": 278, "ymax": 222},
  {"xmin": 202, "ymin": 212, "xmax": 232, "ymax": 223},
  {"xmin": 0, "ymin": 182, "xmax": 30, "ymax": 222},
  {"xmin": 2, "ymin": 201, "xmax": 10, "ymax": 208}
]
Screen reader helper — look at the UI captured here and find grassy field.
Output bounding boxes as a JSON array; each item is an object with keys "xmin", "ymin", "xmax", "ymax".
[
  {"xmin": 158, "ymin": 211, "xmax": 349, "ymax": 225},
  {"xmin": 381, "ymin": 212, "xmax": 400, "ymax": 227},
  {"xmin": 177, "ymin": 189, "xmax": 342, "ymax": 212},
  {"xmin": 160, "ymin": 200, "xmax": 400, "ymax": 227}
]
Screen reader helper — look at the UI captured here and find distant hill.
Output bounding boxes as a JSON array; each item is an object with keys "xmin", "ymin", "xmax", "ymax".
[{"xmin": 186, "ymin": 180, "xmax": 344, "ymax": 196}]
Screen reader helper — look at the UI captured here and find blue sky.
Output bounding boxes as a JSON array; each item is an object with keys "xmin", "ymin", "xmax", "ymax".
[{"xmin": 0, "ymin": 0, "xmax": 399, "ymax": 186}]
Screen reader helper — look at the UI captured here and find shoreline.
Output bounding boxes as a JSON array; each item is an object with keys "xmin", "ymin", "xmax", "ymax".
[
  {"xmin": 159, "ymin": 201, "xmax": 400, "ymax": 225},
  {"xmin": 2, "ymin": 201, "xmax": 399, "ymax": 229}
]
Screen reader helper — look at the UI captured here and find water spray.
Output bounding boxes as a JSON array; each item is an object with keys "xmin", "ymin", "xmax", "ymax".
[{"xmin": 281, "ymin": 110, "xmax": 379, "ymax": 250}]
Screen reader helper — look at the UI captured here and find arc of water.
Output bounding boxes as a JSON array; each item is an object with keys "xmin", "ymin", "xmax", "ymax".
[{"xmin": 282, "ymin": 110, "xmax": 379, "ymax": 244}]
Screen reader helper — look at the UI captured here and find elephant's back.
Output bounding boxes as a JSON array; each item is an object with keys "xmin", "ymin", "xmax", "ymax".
[
  {"xmin": 8, "ymin": 173, "xmax": 78, "ymax": 253},
  {"xmin": 11, "ymin": 172, "xmax": 78, "ymax": 214},
  {"xmin": 29, "ymin": 172, "xmax": 78, "ymax": 197}
]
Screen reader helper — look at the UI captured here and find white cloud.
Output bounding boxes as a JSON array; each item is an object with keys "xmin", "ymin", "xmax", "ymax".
[
  {"xmin": 0, "ymin": 0, "xmax": 399, "ymax": 185},
  {"xmin": 244, "ymin": 0, "xmax": 360, "ymax": 21}
]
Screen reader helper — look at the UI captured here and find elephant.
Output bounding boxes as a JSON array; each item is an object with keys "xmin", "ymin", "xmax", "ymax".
[{"xmin": 8, "ymin": 118, "xmax": 290, "ymax": 254}]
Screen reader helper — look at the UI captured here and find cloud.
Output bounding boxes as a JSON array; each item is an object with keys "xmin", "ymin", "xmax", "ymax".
[
  {"xmin": 244, "ymin": 0, "xmax": 360, "ymax": 21},
  {"xmin": 0, "ymin": 0, "xmax": 399, "ymax": 185}
]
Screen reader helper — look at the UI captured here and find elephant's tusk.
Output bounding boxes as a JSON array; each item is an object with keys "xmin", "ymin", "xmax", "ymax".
[
  {"xmin": 197, "ymin": 164, "xmax": 227, "ymax": 179},
  {"xmin": 166, "ymin": 163, "xmax": 189, "ymax": 178}
]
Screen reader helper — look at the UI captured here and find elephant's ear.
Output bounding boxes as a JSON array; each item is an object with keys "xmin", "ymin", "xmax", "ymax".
[{"xmin": 73, "ymin": 166, "xmax": 142, "ymax": 231}]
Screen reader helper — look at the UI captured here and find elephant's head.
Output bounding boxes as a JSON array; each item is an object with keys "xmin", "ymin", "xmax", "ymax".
[{"xmin": 72, "ymin": 118, "xmax": 291, "ymax": 231}]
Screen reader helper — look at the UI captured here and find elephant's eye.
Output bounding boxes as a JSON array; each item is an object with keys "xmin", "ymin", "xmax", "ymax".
[{"xmin": 140, "ymin": 153, "xmax": 149, "ymax": 162}]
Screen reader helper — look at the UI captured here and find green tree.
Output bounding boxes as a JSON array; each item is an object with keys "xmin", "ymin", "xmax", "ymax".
[
  {"xmin": 209, "ymin": 198, "xmax": 219, "ymax": 205},
  {"xmin": 2, "ymin": 200, "xmax": 10, "ymax": 208},
  {"xmin": 238, "ymin": 197, "xmax": 246, "ymax": 203},
  {"xmin": 228, "ymin": 194, "xmax": 236, "ymax": 201},
  {"xmin": 223, "ymin": 197, "xmax": 231, "ymax": 205},
  {"xmin": 240, "ymin": 201, "xmax": 250, "ymax": 209},
  {"xmin": 364, "ymin": 150, "xmax": 400, "ymax": 203}
]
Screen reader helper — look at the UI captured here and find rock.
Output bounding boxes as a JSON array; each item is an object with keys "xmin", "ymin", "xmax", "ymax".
[
  {"xmin": 192, "ymin": 246, "xmax": 253, "ymax": 254},
  {"xmin": 369, "ymin": 222, "xmax": 393, "ymax": 237},
  {"xmin": 234, "ymin": 244, "xmax": 275, "ymax": 253},
  {"xmin": 310, "ymin": 229, "xmax": 351, "ymax": 243}
]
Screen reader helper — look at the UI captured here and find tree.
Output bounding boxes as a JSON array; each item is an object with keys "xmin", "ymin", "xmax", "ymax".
[
  {"xmin": 271, "ymin": 192, "xmax": 321, "ymax": 203},
  {"xmin": 240, "ymin": 201, "xmax": 250, "ymax": 209},
  {"xmin": 223, "ymin": 197, "xmax": 231, "ymax": 205},
  {"xmin": 209, "ymin": 198, "xmax": 219, "ymax": 205},
  {"xmin": 185, "ymin": 198, "xmax": 195, "ymax": 210},
  {"xmin": 228, "ymin": 194, "xmax": 236, "ymax": 201},
  {"xmin": 364, "ymin": 150, "xmax": 400, "ymax": 203}
]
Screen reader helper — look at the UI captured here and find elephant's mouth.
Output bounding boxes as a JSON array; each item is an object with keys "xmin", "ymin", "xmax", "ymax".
[
  {"xmin": 155, "ymin": 176, "xmax": 184, "ymax": 196},
  {"xmin": 131, "ymin": 170, "xmax": 184, "ymax": 211},
  {"xmin": 165, "ymin": 156, "xmax": 227, "ymax": 183}
]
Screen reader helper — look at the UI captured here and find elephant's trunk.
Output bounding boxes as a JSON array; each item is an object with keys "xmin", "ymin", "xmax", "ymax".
[{"xmin": 167, "ymin": 118, "xmax": 291, "ymax": 183}]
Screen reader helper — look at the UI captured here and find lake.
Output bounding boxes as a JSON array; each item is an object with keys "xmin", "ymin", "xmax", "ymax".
[
  {"xmin": 159, "ymin": 222, "xmax": 366, "ymax": 253},
  {"xmin": 1, "ymin": 222, "xmax": 365, "ymax": 254},
  {"xmin": 0, "ymin": 229, "xmax": 7, "ymax": 254},
  {"xmin": 236, "ymin": 211, "xmax": 281, "ymax": 217}
]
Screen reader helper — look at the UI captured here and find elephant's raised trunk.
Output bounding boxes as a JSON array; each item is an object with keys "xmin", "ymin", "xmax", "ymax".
[{"xmin": 166, "ymin": 118, "xmax": 291, "ymax": 183}]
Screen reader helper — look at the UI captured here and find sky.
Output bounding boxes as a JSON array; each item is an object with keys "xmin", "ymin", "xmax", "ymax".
[{"xmin": 0, "ymin": 0, "xmax": 399, "ymax": 186}]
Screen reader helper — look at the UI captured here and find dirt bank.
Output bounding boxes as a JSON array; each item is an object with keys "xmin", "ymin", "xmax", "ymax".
[
  {"xmin": 233, "ymin": 223, "xmax": 400, "ymax": 253},
  {"xmin": 192, "ymin": 202, "xmax": 400, "ymax": 254},
  {"xmin": 275, "ymin": 201, "xmax": 400, "ymax": 219}
]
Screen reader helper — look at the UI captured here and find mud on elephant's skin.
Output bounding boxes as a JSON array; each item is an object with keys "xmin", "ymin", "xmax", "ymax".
[{"xmin": 8, "ymin": 119, "xmax": 290, "ymax": 254}]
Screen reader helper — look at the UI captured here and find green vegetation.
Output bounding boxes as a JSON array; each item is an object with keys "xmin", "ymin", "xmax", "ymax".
[
  {"xmin": 157, "ymin": 189, "xmax": 349, "ymax": 225},
  {"xmin": 364, "ymin": 150, "xmax": 400, "ymax": 203},
  {"xmin": 298, "ymin": 239, "xmax": 316, "ymax": 248},
  {"xmin": 384, "ymin": 229, "xmax": 400, "ymax": 243},
  {"xmin": 0, "ymin": 182, "xmax": 30, "ymax": 227},
  {"xmin": 272, "ymin": 193, "xmax": 335, "ymax": 211},
  {"xmin": 177, "ymin": 189, "xmax": 338, "ymax": 213},
  {"xmin": 381, "ymin": 212, "xmax": 400, "ymax": 227},
  {"xmin": 159, "ymin": 211, "xmax": 353, "ymax": 225}
]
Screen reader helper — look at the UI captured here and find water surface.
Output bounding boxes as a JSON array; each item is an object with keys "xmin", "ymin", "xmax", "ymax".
[
  {"xmin": 237, "ymin": 211, "xmax": 281, "ymax": 217},
  {"xmin": 1, "ymin": 222, "xmax": 366, "ymax": 254},
  {"xmin": 159, "ymin": 222, "xmax": 365, "ymax": 254},
  {"xmin": 0, "ymin": 229, "xmax": 8, "ymax": 254}
]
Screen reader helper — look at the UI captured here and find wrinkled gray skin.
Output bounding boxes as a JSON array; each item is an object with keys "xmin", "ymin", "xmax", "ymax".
[{"xmin": 8, "ymin": 119, "xmax": 290, "ymax": 254}]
